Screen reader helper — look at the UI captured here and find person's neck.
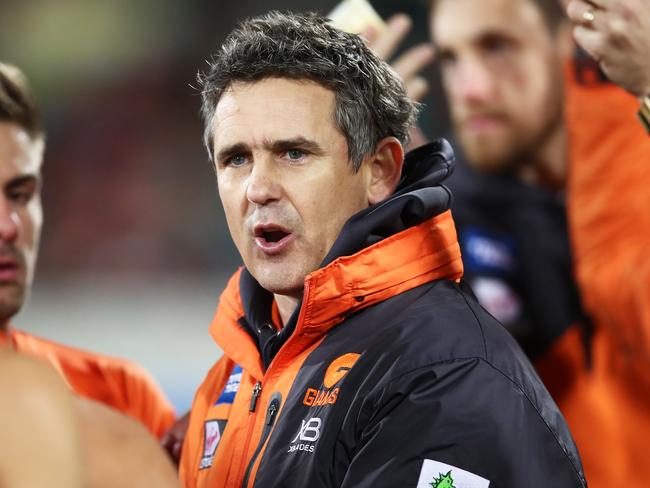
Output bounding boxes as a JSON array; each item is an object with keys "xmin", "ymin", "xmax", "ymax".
[
  {"xmin": 517, "ymin": 122, "xmax": 568, "ymax": 191},
  {"xmin": 274, "ymin": 294, "xmax": 300, "ymax": 327},
  {"xmin": 0, "ymin": 321, "xmax": 11, "ymax": 348}
]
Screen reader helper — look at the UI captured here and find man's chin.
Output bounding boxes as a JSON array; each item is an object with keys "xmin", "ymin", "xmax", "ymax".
[
  {"xmin": 0, "ymin": 296, "xmax": 24, "ymax": 324},
  {"xmin": 248, "ymin": 265, "xmax": 305, "ymax": 299},
  {"xmin": 459, "ymin": 133, "xmax": 522, "ymax": 173}
]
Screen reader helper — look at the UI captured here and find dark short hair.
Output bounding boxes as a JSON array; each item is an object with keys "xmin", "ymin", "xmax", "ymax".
[
  {"xmin": 430, "ymin": 0, "xmax": 567, "ymax": 33},
  {"xmin": 0, "ymin": 63, "xmax": 43, "ymax": 142},
  {"xmin": 198, "ymin": 11, "xmax": 417, "ymax": 171}
]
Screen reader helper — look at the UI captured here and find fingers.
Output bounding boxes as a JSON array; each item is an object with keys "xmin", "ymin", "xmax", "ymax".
[
  {"xmin": 392, "ymin": 43, "xmax": 435, "ymax": 100},
  {"xmin": 369, "ymin": 14, "xmax": 412, "ymax": 60},
  {"xmin": 585, "ymin": 0, "xmax": 611, "ymax": 9},
  {"xmin": 567, "ymin": 0, "xmax": 602, "ymax": 28},
  {"xmin": 360, "ymin": 25, "xmax": 380, "ymax": 45},
  {"xmin": 363, "ymin": 13, "xmax": 432, "ymax": 100},
  {"xmin": 392, "ymin": 43, "xmax": 435, "ymax": 79},
  {"xmin": 573, "ymin": 25, "xmax": 605, "ymax": 59},
  {"xmin": 405, "ymin": 76, "xmax": 430, "ymax": 101},
  {"xmin": 567, "ymin": 0, "xmax": 607, "ymax": 58}
]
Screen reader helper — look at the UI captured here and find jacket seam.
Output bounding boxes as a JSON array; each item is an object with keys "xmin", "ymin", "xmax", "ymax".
[
  {"xmin": 374, "ymin": 358, "xmax": 585, "ymax": 486},
  {"xmin": 480, "ymin": 359, "xmax": 587, "ymax": 486},
  {"xmin": 454, "ymin": 285, "xmax": 489, "ymax": 359}
]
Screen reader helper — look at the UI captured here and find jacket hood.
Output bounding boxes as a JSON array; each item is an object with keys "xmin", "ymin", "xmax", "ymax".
[{"xmin": 322, "ymin": 138, "xmax": 455, "ymax": 264}]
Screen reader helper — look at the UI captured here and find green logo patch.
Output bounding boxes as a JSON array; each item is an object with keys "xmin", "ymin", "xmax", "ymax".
[
  {"xmin": 417, "ymin": 459, "xmax": 490, "ymax": 487},
  {"xmin": 431, "ymin": 471, "xmax": 456, "ymax": 488}
]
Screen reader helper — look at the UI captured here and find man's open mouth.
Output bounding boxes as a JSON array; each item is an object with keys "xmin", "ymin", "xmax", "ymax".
[
  {"xmin": 253, "ymin": 225, "xmax": 293, "ymax": 253},
  {"xmin": 258, "ymin": 229, "xmax": 288, "ymax": 243}
]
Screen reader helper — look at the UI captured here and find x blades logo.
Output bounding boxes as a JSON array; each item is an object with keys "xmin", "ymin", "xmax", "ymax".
[{"xmin": 287, "ymin": 417, "xmax": 322, "ymax": 454}]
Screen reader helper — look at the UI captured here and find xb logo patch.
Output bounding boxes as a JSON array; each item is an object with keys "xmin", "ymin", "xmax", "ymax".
[
  {"xmin": 292, "ymin": 417, "xmax": 322, "ymax": 442},
  {"xmin": 287, "ymin": 417, "xmax": 322, "ymax": 454}
]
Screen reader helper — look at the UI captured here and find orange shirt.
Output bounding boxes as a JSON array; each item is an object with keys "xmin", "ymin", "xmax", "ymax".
[
  {"xmin": 0, "ymin": 326, "xmax": 176, "ymax": 439},
  {"xmin": 558, "ymin": 67, "xmax": 650, "ymax": 487}
]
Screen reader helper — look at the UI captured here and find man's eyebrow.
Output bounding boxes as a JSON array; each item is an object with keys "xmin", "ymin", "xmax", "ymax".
[
  {"xmin": 215, "ymin": 142, "xmax": 250, "ymax": 163},
  {"xmin": 5, "ymin": 174, "xmax": 39, "ymax": 190},
  {"xmin": 266, "ymin": 137, "xmax": 325, "ymax": 156},
  {"xmin": 216, "ymin": 137, "xmax": 326, "ymax": 162}
]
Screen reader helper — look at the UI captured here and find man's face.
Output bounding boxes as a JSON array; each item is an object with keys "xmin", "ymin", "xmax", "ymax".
[
  {"xmin": 432, "ymin": 0, "xmax": 565, "ymax": 171},
  {"xmin": 0, "ymin": 122, "xmax": 42, "ymax": 324},
  {"xmin": 212, "ymin": 78, "xmax": 372, "ymax": 298}
]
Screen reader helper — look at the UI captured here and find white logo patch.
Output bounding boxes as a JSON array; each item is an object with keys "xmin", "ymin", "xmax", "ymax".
[
  {"xmin": 417, "ymin": 459, "xmax": 490, "ymax": 488},
  {"xmin": 287, "ymin": 417, "xmax": 321, "ymax": 454},
  {"xmin": 292, "ymin": 417, "xmax": 321, "ymax": 442},
  {"xmin": 199, "ymin": 420, "xmax": 221, "ymax": 469}
]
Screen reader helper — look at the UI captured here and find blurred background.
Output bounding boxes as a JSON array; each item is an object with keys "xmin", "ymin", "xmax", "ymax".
[{"xmin": 0, "ymin": 0, "xmax": 449, "ymax": 412}]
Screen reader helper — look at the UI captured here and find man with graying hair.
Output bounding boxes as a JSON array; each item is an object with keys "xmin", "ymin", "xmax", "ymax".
[{"xmin": 180, "ymin": 11, "xmax": 585, "ymax": 488}]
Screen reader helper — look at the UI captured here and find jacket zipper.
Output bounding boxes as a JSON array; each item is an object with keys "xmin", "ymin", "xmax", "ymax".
[
  {"xmin": 237, "ymin": 279, "xmax": 309, "ymax": 487},
  {"xmin": 249, "ymin": 381, "xmax": 262, "ymax": 412},
  {"xmin": 234, "ymin": 381, "xmax": 263, "ymax": 486},
  {"xmin": 241, "ymin": 392, "xmax": 282, "ymax": 488}
]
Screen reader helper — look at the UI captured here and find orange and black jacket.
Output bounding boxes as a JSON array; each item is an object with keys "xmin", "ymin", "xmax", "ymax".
[
  {"xmin": 180, "ymin": 140, "xmax": 585, "ymax": 488},
  {"xmin": 0, "ymin": 326, "xmax": 176, "ymax": 439}
]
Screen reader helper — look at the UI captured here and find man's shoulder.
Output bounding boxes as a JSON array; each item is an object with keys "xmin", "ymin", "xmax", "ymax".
[
  {"xmin": 14, "ymin": 328, "xmax": 137, "ymax": 374},
  {"xmin": 399, "ymin": 280, "xmax": 513, "ymax": 342},
  {"xmin": 12, "ymin": 328, "xmax": 164, "ymax": 398},
  {"xmin": 348, "ymin": 280, "xmax": 530, "ymax": 374},
  {"xmin": 12, "ymin": 328, "xmax": 175, "ymax": 436},
  {"xmin": 356, "ymin": 282, "xmax": 577, "ymax": 461}
]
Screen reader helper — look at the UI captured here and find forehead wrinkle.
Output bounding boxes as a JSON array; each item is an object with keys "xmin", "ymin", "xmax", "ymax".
[{"xmin": 213, "ymin": 78, "xmax": 342, "ymax": 159}]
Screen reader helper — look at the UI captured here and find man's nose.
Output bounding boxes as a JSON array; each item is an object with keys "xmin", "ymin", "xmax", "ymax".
[
  {"xmin": 0, "ymin": 198, "xmax": 18, "ymax": 243},
  {"xmin": 452, "ymin": 59, "xmax": 496, "ymax": 104},
  {"xmin": 246, "ymin": 157, "xmax": 282, "ymax": 206}
]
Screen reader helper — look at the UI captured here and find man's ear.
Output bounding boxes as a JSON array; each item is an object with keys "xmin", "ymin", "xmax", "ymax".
[{"xmin": 366, "ymin": 136, "xmax": 404, "ymax": 205}]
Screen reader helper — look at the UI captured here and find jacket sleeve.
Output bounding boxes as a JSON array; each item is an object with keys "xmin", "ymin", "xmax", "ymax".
[
  {"xmin": 339, "ymin": 359, "xmax": 586, "ymax": 488},
  {"xmin": 566, "ymin": 77, "xmax": 650, "ymax": 357}
]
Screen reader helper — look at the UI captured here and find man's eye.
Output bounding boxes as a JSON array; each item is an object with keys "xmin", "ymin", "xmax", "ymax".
[
  {"xmin": 481, "ymin": 36, "xmax": 513, "ymax": 56},
  {"xmin": 286, "ymin": 150, "xmax": 306, "ymax": 161},
  {"xmin": 8, "ymin": 190, "xmax": 32, "ymax": 204},
  {"xmin": 437, "ymin": 51, "xmax": 457, "ymax": 68},
  {"xmin": 228, "ymin": 155, "xmax": 248, "ymax": 166}
]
